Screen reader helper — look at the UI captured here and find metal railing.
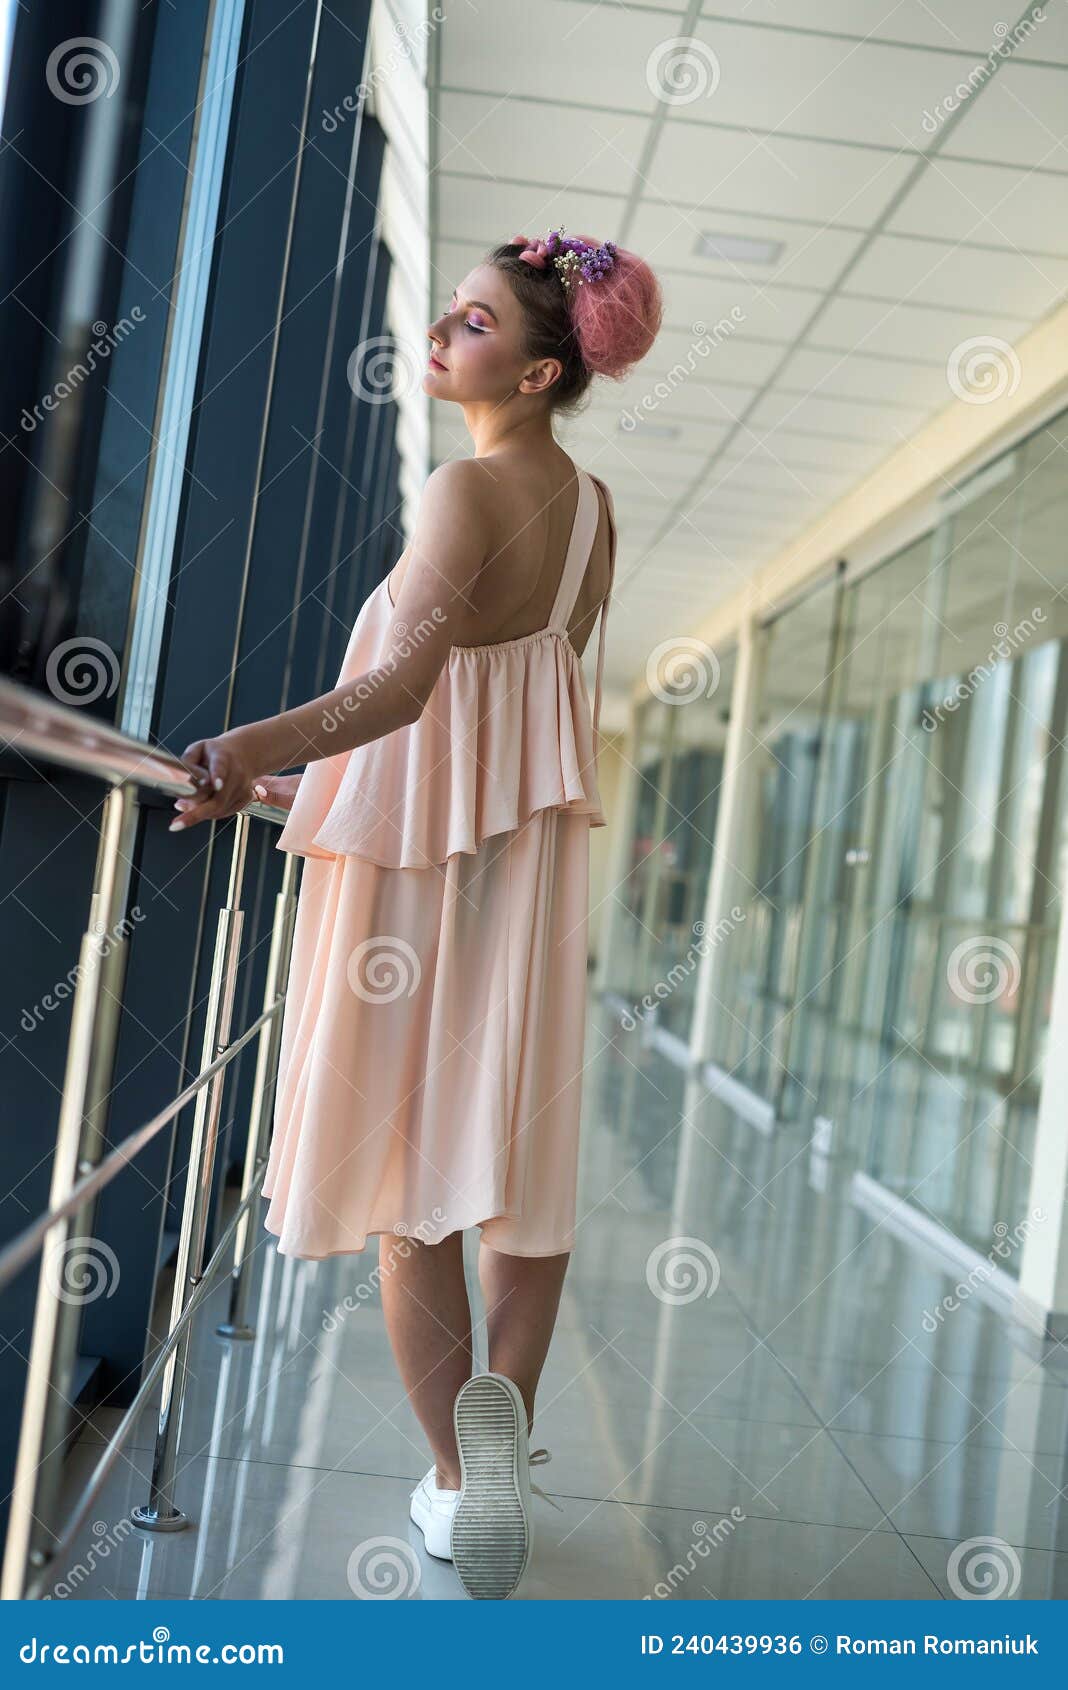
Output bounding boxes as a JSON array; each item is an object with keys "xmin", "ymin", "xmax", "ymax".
[{"xmin": 0, "ymin": 675, "xmax": 301, "ymax": 1600}]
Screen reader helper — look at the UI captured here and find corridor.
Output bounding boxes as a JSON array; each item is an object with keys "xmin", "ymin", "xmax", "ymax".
[{"xmin": 57, "ymin": 999, "xmax": 1068, "ymax": 1601}]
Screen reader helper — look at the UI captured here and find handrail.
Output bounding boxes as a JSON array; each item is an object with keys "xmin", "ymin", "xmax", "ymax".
[
  {"xmin": 0, "ymin": 674, "xmax": 199, "ymax": 794},
  {"xmin": 0, "ymin": 998, "xmax": 281, "ymax": 1295},
  {"xmin": 29, "ymin": 1168, "xmax": 270, "ymax": 1597},
  {"xmin": 0, "ymin": 671, "xmax": 302, "ymax": 1598}
]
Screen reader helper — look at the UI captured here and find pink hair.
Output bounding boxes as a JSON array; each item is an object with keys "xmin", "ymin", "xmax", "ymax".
[{"xmin": 566, "ymin": 236, "xmax": 663, "ymax": 380}]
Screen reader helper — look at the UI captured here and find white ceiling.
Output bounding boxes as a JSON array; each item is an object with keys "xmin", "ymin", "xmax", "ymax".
[{"xmin": 422, "ymin": 0, "xmax": 1068, "ymax": 704}]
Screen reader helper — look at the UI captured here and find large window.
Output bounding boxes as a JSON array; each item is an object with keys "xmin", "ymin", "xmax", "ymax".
[
  {"xmin": 605, "ymin": 650, "xmax": 736, "ymax": 1046},
  {"xmin": 777, "ymin": 407, "xmax": 1068, "ymax": 1261}
]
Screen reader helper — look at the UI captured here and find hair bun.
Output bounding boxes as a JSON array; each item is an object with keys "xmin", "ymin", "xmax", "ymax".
[{"xmin": 567, "ymin": 238, "xmax": 663, "ymax": 380}]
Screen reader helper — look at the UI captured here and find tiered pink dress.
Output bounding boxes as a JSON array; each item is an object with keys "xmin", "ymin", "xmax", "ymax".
[{"xmin": 260, "ymin": 468, "xmax": 616, "ymax": 1259}]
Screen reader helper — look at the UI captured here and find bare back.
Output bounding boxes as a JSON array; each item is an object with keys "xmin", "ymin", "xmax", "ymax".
[{"xmin": 388, "ymin": 456, "xmax": 614, "ymax": 659}]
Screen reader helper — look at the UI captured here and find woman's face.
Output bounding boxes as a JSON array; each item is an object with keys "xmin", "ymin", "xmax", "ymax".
[{"xmin": 424, "ymin": 264, "xmax": 557, "ymax": 404}]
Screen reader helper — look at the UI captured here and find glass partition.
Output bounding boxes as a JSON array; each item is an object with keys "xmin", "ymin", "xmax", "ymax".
[
  {"xmin": 605, "ymin": 650, "xmax": 737, "ymax": 1046},
  {"xmin": 716, "ymin": 579, "xmax": 840, "ymax": 1097},
  {"xmin": 782, "ymin": 408, "xmax": 1068, "ymax": 1261},
  {"xmin": 653, "ymin": 647, "xmax": 736, "ymax": 1044},
  {"xmin": 603, "ymin": 695, "xmax": 674, "ymax": 1007}
]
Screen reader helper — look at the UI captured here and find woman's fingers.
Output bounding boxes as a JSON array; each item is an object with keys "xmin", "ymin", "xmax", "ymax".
[
  {"xmin": 180, "ymin": 740, "xmax": 214, "ymax": 790},
  {"xmin": 251, "ymin": 775, "xmax": 299, "ymax": 811}
]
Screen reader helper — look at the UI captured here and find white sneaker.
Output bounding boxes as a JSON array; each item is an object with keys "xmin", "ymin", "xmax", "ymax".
[
  {"xmin": 409, "ymin": 1465, "xmax": 461, "ymax": 1560},
  {"xmin": 450, "ymin": 1371, "xmax": 560, "ymax": 1600}
]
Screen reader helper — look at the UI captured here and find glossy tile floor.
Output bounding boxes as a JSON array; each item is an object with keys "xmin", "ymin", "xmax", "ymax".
[{"xmin": 55, "ymin": 997, "xmax": 1068, "ymax": 1600}]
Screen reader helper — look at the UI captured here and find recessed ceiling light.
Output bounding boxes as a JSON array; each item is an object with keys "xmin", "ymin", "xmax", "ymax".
[{"xmin": 696, "ymin": 231, "xmax": 784, "ymax": 265}]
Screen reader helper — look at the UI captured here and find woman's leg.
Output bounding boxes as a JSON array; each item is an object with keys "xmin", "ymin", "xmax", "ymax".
[
  {"xmin": 477, "ymin": 1243, "xmax": 571, "ymax": 1433},
  {"xmin": 378, "ymin": 1230, "xmax": 473, "ymax": 1488}
]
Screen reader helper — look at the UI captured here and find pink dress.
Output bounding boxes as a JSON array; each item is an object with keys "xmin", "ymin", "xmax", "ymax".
[{"xmin": 260, "ymin": 467, "xmax": 616, "ymax": 1259}]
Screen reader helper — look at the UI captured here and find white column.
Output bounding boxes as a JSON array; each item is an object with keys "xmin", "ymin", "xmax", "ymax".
[
  {"xmin": 689, "ymin": 614, "xmax": 766, "ymax": 1068},
  {"xmin": 1015, "ymin": 887, "xmax": 1068, "ymax": 1340},
  {"xmin": 592, "ymin": 697, "xmax": 643, "ymax": 995}
]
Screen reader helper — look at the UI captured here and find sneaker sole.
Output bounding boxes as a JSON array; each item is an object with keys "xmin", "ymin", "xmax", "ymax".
[{"xmin": 451, "ymin": 1374, "xmax": 531, "ymax": 1600}]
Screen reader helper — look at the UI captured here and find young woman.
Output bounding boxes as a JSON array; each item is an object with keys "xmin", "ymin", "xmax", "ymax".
[{"xmin": 170, "ymin": 228, "xmax": 663, "ymax": 1598}]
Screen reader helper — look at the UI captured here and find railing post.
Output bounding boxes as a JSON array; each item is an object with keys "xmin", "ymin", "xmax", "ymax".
[
  {"xmin": 0, "ymin": 782, "xmax": 139, "ymax": 1600},
  {"xmin": 131, "ymin": 813, "xmax": 250, "ymax": 1532},
  {"xmin": 217, "ymin": 849, "xmax": 299, "ymax": 1340}
]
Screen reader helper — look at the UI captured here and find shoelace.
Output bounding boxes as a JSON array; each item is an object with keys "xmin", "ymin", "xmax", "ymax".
[{"xmin": 529, "ymin": 1447, "xmax": 563, "ymax": 1512}]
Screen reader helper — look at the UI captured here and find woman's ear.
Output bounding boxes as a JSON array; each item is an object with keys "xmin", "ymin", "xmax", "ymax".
[{"xmin": 518, "ymin": 356, "xmax": 563, "ymax": 397}]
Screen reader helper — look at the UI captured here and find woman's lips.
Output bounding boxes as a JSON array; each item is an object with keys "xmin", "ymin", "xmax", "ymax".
[{"xmin": 428, "ymin": 354, "xmax": 447, "ymax": 370}]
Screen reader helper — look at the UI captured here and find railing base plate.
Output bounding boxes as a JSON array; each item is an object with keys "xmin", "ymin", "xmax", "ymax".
[{"xmin": 130, "ymin": 1505, "xmax": 190, "ymax": 1533}]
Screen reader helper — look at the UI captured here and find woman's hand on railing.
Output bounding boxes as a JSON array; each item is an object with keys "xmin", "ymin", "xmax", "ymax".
[
  {"xmin": 252, "ymin": 775, "xmax": 301, "ymax": 812},
  {"xmin": 170, "ymin": 726, "xmax": 270, "ymax": 830}
]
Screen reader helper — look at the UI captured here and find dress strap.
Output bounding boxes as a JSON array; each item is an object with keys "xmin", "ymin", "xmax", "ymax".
[
  {"xmin": 547, "ymin": 470, "xmax": 600, "ymax": 633},
  {"xmin": 587, "ymin": 473, "xmax": 616, "ymax": 743}
]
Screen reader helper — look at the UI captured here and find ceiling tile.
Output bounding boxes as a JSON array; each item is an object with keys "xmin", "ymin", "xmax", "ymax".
[
  {"xmin": 686, "ymin": 19, "xmax": 987, "ymax": 149},
  {"xmin": 649, "ymin": 121, "xmax": 915, "ymax": 225}
]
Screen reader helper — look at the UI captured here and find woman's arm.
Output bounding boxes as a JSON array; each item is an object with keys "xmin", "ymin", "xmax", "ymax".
[{"xmin": 171, "ymin": 461, "xmax": 491, "ymax": 830}]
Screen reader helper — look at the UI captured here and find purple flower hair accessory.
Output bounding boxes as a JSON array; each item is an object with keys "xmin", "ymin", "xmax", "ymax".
[{"xmin": 512, "ymin": 227, "xmax": 618, "ymax": 293}]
